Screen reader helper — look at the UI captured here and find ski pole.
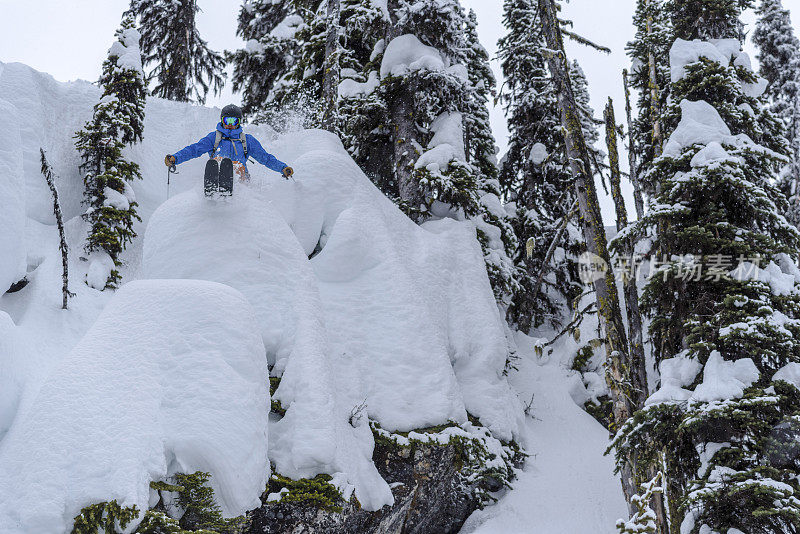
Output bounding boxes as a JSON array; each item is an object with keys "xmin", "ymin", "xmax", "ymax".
[{"xmin": 167, "ymin": 164, "xmax": 177, "ymax": 198}]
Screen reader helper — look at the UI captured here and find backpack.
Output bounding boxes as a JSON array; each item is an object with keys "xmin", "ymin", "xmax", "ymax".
[{"xmin": 209, "ymin": 130, "xmax": 248, "ymax": 160}]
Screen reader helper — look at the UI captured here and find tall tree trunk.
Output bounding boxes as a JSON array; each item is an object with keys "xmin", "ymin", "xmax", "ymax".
[
  {"xmin": 603, "ymin": 98, "xmax": 648, "ymax": 408},
  {"xmin": 386, "ymin": 1, "xmax": 424, "ymax": 219},
  {"xmin": 604, "ymin": 101, "xmax": 669, "ymax": 533},
  {"xmin": 537, "ymin": 0, "xmax": 638, "ymax": 509},
  {"xmin": 646, "ymin": 8, "xmax": 663, "ymax": 155},
  {"xmin": 622, "ymin": 70, "xmax": 645, "ymax": 220},
  {"xmin": 322, "ymin": 0, "xmax": 340, "ymax": 131}
]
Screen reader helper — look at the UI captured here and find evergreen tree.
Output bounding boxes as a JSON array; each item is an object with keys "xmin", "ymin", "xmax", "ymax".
[
  {"xmin": 126, "ymin": 0, "xmax": 225, "ymax": 104},
  {"xmin": 626, "ymin": 0, "xmax": 672, "ymax": 195},
  {"xmin": 269, "ymin": 0, "xmax": 327, "ymax": 122},
  {"xmin": 463, "ymin": 9, "xmax": 519, "ymax": 306},
  {"xmin": 249, "ymin": 0, "xmax": 517, "ymax": 305},
  {"xmin": 613, "ymin": 2, "xmax": 800, "ymax": 531},
  {"xmin": 228, "ymin": 0, "xmax": 301, "ymax": 116},
  {"xmin": 336, "ymin": 0, "xmax": 394, "ymax": 187},
  {"xmin": 665, "ymin": 0, "xmax": 748, "ymax": 40},
  {"xmin": 74, "ymin": 17, "xmax": 146, "ymax": 289},
  {"xmin": 498, "ymin": 0, "xmax": 605, "ymax": 331},
  {"xmin": 753, "ymin": 0, "xmax": 800, "ymax": 228}
]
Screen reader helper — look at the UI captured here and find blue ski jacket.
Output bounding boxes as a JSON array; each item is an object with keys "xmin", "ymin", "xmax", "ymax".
[{"xmin": 171, "ymin": 123, "xmax": 288, "ymax": 175}]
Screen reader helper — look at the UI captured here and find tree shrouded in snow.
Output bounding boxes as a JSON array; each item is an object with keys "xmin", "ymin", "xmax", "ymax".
[
  {"xmin": 74, "ymin": 16, "xmax": 146, "ymax": 289},
  {"xmin": 626, "ymin": 0, "xmax": 672, "ymax": 194},
  {"xmin": 613, "ymin": 2, "xmax": 800, "ymax": 532},
  {"xmin": 228, "ymin": 0, "xmax": 300, "ymax": 117},
  {"xmin": 126, "ymin": 0, "xmax": 225, "ymax": 104},
  {"xmin": 270, "ymin": 0, "xmax": 520, "ymax": 305},
  {"xmin": 498, "ymin": 0, "xmax": 603, "ymax": 331},
  {"xmin": 753, "ymin": 0, "xmax": 800, "ymax": 229}
]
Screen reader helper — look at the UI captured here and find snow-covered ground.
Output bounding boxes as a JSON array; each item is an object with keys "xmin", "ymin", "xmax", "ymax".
[
  {"xmin": 0, "ymin": 61, "xmax": 532, "ymax": 532},
  {"xmin": 461, "ymin": 333, "xmax": 629, "ymax": 534}
]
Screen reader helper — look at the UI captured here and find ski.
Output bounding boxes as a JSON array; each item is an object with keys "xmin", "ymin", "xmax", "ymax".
[
  {"xmin": 203, "ymin": 159, "xmax": 219, "ymax": 197},
  {"xmin": 219, "ymin": 158, "xmax": 234, "ymax": 196}
]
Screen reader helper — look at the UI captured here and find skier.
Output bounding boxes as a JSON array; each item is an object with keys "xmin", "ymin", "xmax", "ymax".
[{"xmin": 164, "ymin": 104, "xmax": 293, "ymax": 196}]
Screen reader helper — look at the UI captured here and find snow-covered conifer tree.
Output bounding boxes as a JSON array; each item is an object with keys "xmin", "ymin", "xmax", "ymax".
[
  {"xmin": 74, "ymin": 17, "xmax": 146, "ymax": 289},
  {"xmin": 462, "ymin": 9, "xmax": 519, "ymax": 306},
  {"xmin": 626, "ymin": 0, "xmax": 671, "ymax": 195},
  {"xmin": 754, "ymin": 0, "xmax": 800, "ymax": 228},
  {"xmin": 228, "ymin": 0, "xmax": 301, "ymax": 116},
  {"xmin": 126, "ymin": 0, "xmax": 225, "ymax": 104},
  {"xmin": 275, "ymin": 1, "xmax": 516, "ymax": 304},
  {"xmin": 613, "ymin": 2, "xmax": 800, "ymax": 531},
  {"xmin": 498, "ymin": 0, "xmax": 603, "ymax": 331},
  {"xmin": 337, "ymin": 0, "xmax": 396, "ymax": 188}
]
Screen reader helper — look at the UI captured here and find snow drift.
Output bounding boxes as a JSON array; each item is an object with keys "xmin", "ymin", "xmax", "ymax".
[
  {"xmin": 0, "ymin": 61, "xmax": 523, "ymax": 529},
  {"xmin": 0, "ymin": 280, "xmax": 269, "ymax": 533}
]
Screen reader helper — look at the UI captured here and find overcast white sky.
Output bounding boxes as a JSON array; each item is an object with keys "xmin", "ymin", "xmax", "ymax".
[{"xmin": 1, "ymin": 0, "xmax": 798, "ymax": 222}]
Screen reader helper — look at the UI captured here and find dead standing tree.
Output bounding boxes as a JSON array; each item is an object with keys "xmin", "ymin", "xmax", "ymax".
[
  {"xmin": 40, "ymin": 148, "xmax": 74, "ymax": 310},
  {"xmin": 536, "ymin": 0, "xmax": 638, "ymax": 509}
]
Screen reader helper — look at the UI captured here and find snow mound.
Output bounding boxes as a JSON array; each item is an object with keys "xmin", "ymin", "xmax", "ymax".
[
  {"xmin": 461, "ymin": 332, "xmax": 627, "ymax": 534},
  {"xmin": 0, "ymin": 280, "xmax": 269, "ymax": 533},
  {"xmin": 0, "ymin": 61, "xmax": 523, "ymax": 523},
  {"xmin": 691, "ymin": 351, "xmax": 759, "ymax": 403},
  {"xmin": 0, "ymin": 311, "xmax": 24, "ymax": 441},
  {"xmin": 380, "ymin": 34, "xmax": 445, "ymax": 78},
  {"xmin": 663, "ymin": 100, "xmax": 732, "ymax": 157},
  {"xmin": 773, "ymin": 362, "xmax": 800, "ymax": 390},
  {"xmin": 646, "ymin": 354, "xmax": 702, "ymax": 406},
  {"xmin": 142, "ymin": 129, "xmax": 522, "ymax": 507},
  {"xmin": 0, "ymin": 97, "xmax": 26, "ymax": 292}
]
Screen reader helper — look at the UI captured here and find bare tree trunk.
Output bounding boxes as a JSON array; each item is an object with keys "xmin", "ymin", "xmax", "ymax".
[
  {"xmin": 646, "ymin": 9, "xmax": 663, "ymax": 156},
  {"xmin": 322, "ymin": 0, "xmax": 340, "ymax": 131},
  {"xmin": 40, "ymin": 149, "xmax": 72, "ymax": 310},
  {"xmin": 622, "ymin": 70, "xmax": 645, "ymax": 221},
  {"xmin": 605, "ymin": 100, "xmax": 670, "ymax": 533},
  {"xmin": 604, "ymin": 98, "xmax": 648, "ymax": 408},
  {"xmin": 531, "ymin": 199, "xmax": 579, "ymax": 303},
  {"xmin": 386, "ymin": 1, "xmax": 424, "ymax": 219},
  {"xmin": 537, "ymin": 0, "xmax": 638, "ymax": 509}
]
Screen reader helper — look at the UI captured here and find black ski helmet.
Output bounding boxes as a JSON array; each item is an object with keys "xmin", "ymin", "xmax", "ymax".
[{"xmin": 220, "ymin": 104, "xmax": 243, "ymax": 123}]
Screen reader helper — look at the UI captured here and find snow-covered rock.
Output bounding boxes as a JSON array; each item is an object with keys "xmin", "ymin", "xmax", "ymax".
[
  {"xmin": 0, "ymin": 61, "xmax": 524, "ymax": 526},
  {"xmin": 0, "ymin": 279, "xmax": 269, "ymax": 533}
]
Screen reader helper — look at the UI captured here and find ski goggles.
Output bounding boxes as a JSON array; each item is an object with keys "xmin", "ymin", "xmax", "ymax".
[{"xmin": 222, "ymin": 116, "xmax": 240, "ymax": 127}]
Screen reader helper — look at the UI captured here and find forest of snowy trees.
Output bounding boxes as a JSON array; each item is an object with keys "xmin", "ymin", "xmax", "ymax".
[{"xmin": 6, "ymin": 0, "xmax": 800, "ymax": 532}]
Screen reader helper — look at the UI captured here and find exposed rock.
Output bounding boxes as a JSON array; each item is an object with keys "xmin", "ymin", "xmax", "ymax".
[{"xmin": 247, "ymin": 438, "xmax": 482, "ymax": 534}]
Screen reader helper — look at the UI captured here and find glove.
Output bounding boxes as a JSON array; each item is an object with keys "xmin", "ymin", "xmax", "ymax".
[
  {"xmin": 282, "ymin": 166, "xmax": 294, "ymax": 179},
  {"xmin": 165, "ymin": 155, "xmax": 176, "ymax": 167}
]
